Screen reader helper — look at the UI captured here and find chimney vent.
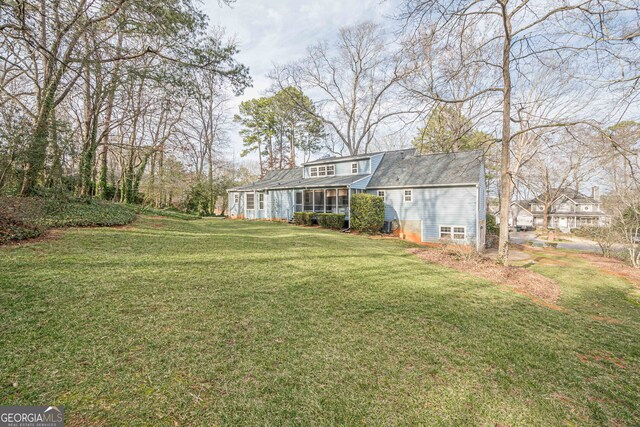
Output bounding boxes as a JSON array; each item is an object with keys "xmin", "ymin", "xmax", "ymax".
[{"xmin": 592, "ymin": 186, "xmax": 600, "ymax": 201}]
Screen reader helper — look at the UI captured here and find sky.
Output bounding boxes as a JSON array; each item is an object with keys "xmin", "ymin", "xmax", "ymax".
[{"xmin": 203, "ymin": 0, "xmax": 400, "ymax": 161}]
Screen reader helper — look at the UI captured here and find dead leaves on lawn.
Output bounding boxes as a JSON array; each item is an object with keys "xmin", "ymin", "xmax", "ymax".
[{"xmin": 408, "ymin": 246, "xmax": 561, "ymax": 306}]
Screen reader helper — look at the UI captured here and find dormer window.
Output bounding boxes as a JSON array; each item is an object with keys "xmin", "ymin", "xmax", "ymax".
[
  {"xmin": 310, "ymin": 167, "xmax": 318, "ymax": 177},
  {"xmin": 326, "ymin": 165, "xmax": 335, "ymax": 176},
  {"xmin": 351, "ymin": 163, "xmax": 359, "ymax": 174},
  {"xmin": 318, "ymin": 166, "xmax": 327, "ymax": 176}
]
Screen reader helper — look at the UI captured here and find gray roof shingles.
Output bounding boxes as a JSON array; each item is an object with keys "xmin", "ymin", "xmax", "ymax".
[
  {"xmin": 367, "ymin": 149, "xmax": 483, "ymax": 188},
  {"xmin": 230, "ymin": 167, "xmax": 370, "ymax": 191},
  {"xmin": 230, "ymin": 148, "xmax": 483, "ymax": 191}
]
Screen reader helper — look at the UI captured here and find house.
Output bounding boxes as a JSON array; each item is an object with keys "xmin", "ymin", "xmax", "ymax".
[
  {"xmin": 502, "ymin": 187, "xmax": 609, "ymax": 232},
  {"xmin": 227, "ymin": 148, "xmax": 487, "ymax": 249}
]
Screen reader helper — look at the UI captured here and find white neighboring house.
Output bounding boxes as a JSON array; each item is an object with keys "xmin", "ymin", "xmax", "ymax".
[{"xmin": 498, "ymin": 187, "xmax": 609, "ymax": 232}]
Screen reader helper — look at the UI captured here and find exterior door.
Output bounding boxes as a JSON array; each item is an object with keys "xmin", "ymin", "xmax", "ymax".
[{"xmin": 558, "ymin": 217, "xmax": 568, "ymax": 228}]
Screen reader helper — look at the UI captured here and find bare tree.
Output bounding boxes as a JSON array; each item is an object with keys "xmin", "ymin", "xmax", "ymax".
[
  {"xmin": 400, "ymin": 0, "xmax": 639, "ymax": 263},
  {"xmin": 270, "ymin": 21, "xmax": 419, "ymax": 155}
]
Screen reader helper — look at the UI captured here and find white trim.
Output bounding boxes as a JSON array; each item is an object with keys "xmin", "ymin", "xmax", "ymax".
[
  {"xmin": 367, "ymin": 183, "xmax": 478, "ymax": 189},
  {"xmin": 404, "ymin": 189, "xmax": 413, "ymax": 202},
  {"xmin": 439, "ymin": 225, "xmax": 467, "ymax": 241},
  {"xmin": 245, "ymin": 192, "xmax": 255, "ymax": 213},
  {"xmin": 510, "ymin": 201, "xmax": 533, "ymax": 215},
  {"xmin": 258, "ymin": 192, "xmax": 265, "ymax": 210},
  {"xmin": 476, "ymin": 186, "xmax": 480, "ymax": 251}
]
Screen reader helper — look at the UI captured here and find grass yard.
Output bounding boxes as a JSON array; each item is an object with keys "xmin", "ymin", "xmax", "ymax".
[{"xmin": 1, "ymin": 217, "xmax": 639, "ymax": 426}]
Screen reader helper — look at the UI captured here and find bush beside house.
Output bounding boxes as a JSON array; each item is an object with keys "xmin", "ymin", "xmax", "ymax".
[
  {"xmin": 293, "ymin": 212, "xmax": 315, "ymax": 226},
  {"xmin": 317, "ymin": 213, "xmax": 345, "ymax": 229},
  {"xmin": 350, "ymin": 193, "xmax": 384, "ymax": 233}
]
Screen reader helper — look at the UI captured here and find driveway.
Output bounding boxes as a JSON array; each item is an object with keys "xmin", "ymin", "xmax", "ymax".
[{"xmin": 510, "ymin": 231, "xmax": 615, "ymax": 254}]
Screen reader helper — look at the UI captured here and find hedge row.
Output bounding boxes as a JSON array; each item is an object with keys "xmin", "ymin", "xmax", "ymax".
[
  {"xmin": 316, "ymin": 213, "xmax": 346, "ymax": 229},
  {"xmin": 293, "ymin": 212, "xmax": 315, "ymax": 226},
  {"xmin": 293, "ymin": 212, "xmax": 346, "ymax": 229}
]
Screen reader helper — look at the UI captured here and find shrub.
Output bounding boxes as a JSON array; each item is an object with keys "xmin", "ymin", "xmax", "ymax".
[
  {"xmin": 575, "ymin": 225, "xmax": 619, "ymax": 257},
  {"xmin": 316, "ymin": 213, "xmax": 345, "ymax": 229},
  {"xmin": 37, "ymin": 199, "xmax": 136, "ymax": 228},
  {"xmin": 293, "ymin": 212, "xmax": 315, "ymax": 226},
  {"xmin": 350, "ymin": 193, "xmax": 384, "ymax": 233},
  {"xmin": 486, "ymin": 213, "xmax": 499, "ymax": 235},
  {"xmin": 0, "ymin": 196, "xmax": 137, "ymax": 244}
]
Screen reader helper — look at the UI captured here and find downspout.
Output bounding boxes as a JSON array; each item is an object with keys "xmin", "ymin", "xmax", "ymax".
[
  {"xmin": 347, "ymin": 185, "xmax": 352, "ymax": 226},
  {"xmin": 476, "ymin": 184, "xmax": 480, "ymax": 252}
]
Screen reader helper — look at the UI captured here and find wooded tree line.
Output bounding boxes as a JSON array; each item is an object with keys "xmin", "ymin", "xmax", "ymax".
[
  {"xmin": 2, "ymin": 0, "xmax": 639, "ymax": 262},
  {"xmin": 0, "ymin": 0, "xmax": 251, "ymax": 213}
]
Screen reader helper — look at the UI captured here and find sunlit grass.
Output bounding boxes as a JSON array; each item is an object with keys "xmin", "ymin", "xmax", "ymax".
[{"xmin": 1, "ymin": 217, "xmax": 639, "ymax": 426}]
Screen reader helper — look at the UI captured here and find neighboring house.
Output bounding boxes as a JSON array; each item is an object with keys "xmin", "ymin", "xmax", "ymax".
[
  {"xmin": 227, "ymin": 149, "xmax": 487, "ymax": 250},
  {"xmin": 500, "ymin": 187, "xmax": 609, "ymax": 232}
]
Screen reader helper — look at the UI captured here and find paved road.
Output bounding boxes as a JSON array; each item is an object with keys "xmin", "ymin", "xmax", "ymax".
[{"xmin": 510, "ymin": 231, "xmax": 616, "ymax": 254}]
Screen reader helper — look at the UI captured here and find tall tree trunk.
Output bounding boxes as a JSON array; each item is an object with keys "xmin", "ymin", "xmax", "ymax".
[
  {"xmin": 21, "ymin": 83, "xmax": 57, "ymax": 195},
  {"xmin": 98, "ymin": 33, "xmax": 123, "ymax": 199},
  {"xmin": 289, "ymin": 123, "xmax": 296, "ymax": 168},
  {"xmin": 497, "ymin": 5, "xmax": 512, "ymax": 264}
]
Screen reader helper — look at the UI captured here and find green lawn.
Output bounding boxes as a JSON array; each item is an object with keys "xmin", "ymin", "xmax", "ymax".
[{"xmin": 1, "ymin": 217, "xmax": 639, "ymax": 426}]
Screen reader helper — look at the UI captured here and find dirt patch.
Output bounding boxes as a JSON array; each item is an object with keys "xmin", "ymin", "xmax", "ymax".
[
  {"xmin": 577, "ymin": 351, "xmax": 626, "ymax": 369},
  {"xmin": 590, "ymin": 315, "xmax": 624, "ymax": 325},
  {"xmin": 0, "ymin": 228, "xmax": 64, "ymax": 247},
  {"xmin": 409, "ymin": 246, "xmax": 561, "ymax": 305},
  {"xmin": 578, "ymin": 253, "xmax": 640, "ymax": 287},
  {"xmin": 533, "ymin": 257, "xmax": 571, "ymax": 267}
]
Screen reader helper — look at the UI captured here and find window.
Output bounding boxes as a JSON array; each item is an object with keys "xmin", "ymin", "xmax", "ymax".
[
  {"xmin": 233, "ymin": 194, "xmax": 239, "ymax": 204},
  {"xmin": 313, "ymin": 190, "xmax": 325, "ymax": 213},
  {"xmin": 258, "ymin": 193, "xmax": 265, "ymax": 210},
  {"xmin": 310, "ymin": 167, "xmax": 318, "ymax": 177},
  {"xmin": 295, "ymin": 191, "xmax": 303, "ymax": 212},
  {"xmin": 304, "ymin": 190, "xmax": 313, "ymax": 211},
  {"xmin": 404, "ymin": 189, "xmax": 413, "ymax": 202},
  {"xmin": 583, "ymin": 205, "xmax": 590, "ymax": 211},
  {"xmin": 318, "ymin": 166, "xmax": 327, "ymax": 176},
  {"xmin": 440, "ymin": 226, "xmax": 466, "ymax": 240},
  {"xmin": 337, "ymin": 189, "xmax": 348, "ymax": 214},
  {"xmin": 377, "ymin": 190, "xmax": 385, "ymax": 199},
  {"xmin": 326, "ymin": 189, "xmax": 336, "ymax": 213},
  {"xmin": 326, "ymin": 165, "xmax": 335, "ymax": 176},
  {"xmin": 246, "ymin": 193, "xmax": 255, "ymax": 210},
  {"xmin": 351, "ymin": 163, "xmax": 359, "ymax": 174}
]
